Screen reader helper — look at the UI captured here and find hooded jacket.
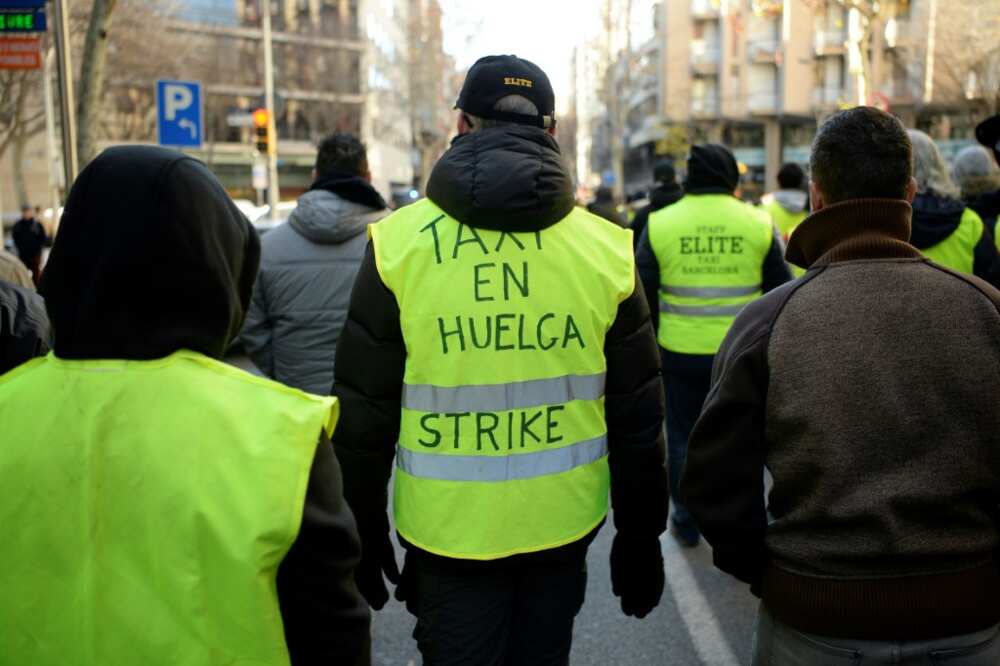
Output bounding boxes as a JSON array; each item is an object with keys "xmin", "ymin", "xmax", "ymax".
[
  {"xmin": 0, "ymin": 279, "xmax": 50, "ymax": 375},
  {"xmin": 332, "ymin": 125, "xmax": 667, "ymax": 574},
  {"xmin": 682, "ymin": 197, "xmax": 1000, "ymax": 640},
  {"xmin": 241, "ymin": 175, "xmax": 388, "ymax": 395},
  {"xmin": 910, "ymin": 191, "xmax": 1000, "ymax": 287},
  {"xmin": 35, "ymin": 146, "xmax": 369, "ymax": 664},
  {"xmin": 964, "ymin": 188, "xmax": 1000, "ymax": 238}
]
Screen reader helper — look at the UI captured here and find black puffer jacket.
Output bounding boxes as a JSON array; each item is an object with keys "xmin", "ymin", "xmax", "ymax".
[
  {"xmin": 0, "ymin": 280, "xmax": 50, "ymax": 375},
  {"xmin": 332, "ymin": 126, "xmax": 668, "ymax": 573}
]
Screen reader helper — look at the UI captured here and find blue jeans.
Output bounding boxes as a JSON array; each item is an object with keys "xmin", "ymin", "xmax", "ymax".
[
  {"xmin": 662, "ymin": 350, "xmax": 714, "ymax": 532},
  {"xmin": 752, "ymin": 603, "xmax": 1000, "ymax": 665}
]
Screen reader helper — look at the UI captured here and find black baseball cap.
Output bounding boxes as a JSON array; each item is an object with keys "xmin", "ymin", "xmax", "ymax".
[
  {"xmin": 976, "ymin": 114, "xmax": 1000, "ymax": 164},
  {"xmin": 455, "ymin": 55, "xmax": 555, "ymax": 129}
]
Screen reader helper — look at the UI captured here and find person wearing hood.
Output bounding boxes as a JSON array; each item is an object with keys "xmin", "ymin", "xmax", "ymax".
[
  {"xmin": 587, "ymin": 185, "xmax": 627, "ymax": 226},
  {"xmin": 953, "ymin": 144, "xmax": 1000, "ymax": 241},
  {"xmin": 683, "ymin": 105, "xmax": 1000, "ymax": 666},
  {"xmin": 630, "ymin": 158, "xmax": 684, "ymax": 250},
  {"xmin": 636, "ymin": 143, "xmax": 792, "ymax": 548},
  {"xmin": 241, "ymin": 133, "xmax": 388, "ymax": 395},
  {"xmin": 907, "ymin": 129, "xmax": 1000, "ymax": 288},
  {"xmin": 0, "ymin": 146, "xmax": 370, "ymax": 665},
  {"xmin": 331, "ymin": 55, "xmax": 668, "ymax": 664}
]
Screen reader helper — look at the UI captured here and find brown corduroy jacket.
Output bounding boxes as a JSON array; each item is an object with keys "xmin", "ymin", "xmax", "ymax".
[{"xmin": 682, "ymin": 197, "xmax": 1000, "ymax": 640}]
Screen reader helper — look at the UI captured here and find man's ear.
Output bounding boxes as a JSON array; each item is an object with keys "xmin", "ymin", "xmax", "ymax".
[
  {"xmin": 457, "ymin": 112, "xmax": 472, "ymax": 135},
  {"xmin": 904, "ymin": 176, "xmax": 917, "ymax": 203},
  {"xmin": 809, "ymin": 180, "xmax": 825, "ymax": 212}
]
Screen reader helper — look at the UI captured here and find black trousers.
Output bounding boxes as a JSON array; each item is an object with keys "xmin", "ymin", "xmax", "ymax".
[{"xmin": 412, "ymin": 556, "xmax": 587, "ymax": 666}]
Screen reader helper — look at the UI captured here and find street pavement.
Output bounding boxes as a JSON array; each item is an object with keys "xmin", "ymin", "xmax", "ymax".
[{"xmin": 226, "ymin": 353, "xmax": 759, "ymax": 665}]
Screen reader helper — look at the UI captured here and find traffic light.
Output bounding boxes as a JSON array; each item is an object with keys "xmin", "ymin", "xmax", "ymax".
[{"xmin": 252, "ymin": 108, "xmax": 270, "ymax": 155}]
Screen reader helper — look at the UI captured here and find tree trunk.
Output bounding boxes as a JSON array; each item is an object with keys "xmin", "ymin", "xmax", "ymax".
[
  {"xmin": 12, "ymin": 134, "xmax": 28, "ymax": 207},
  {"xmin": 77, "ymin": 0, "xmax": 118, "ymax": 167}
]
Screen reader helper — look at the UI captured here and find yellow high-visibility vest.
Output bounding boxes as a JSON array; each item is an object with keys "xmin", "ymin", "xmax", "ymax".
[
  {"xmin": 0, "ymin": 350, "xmax": 337, "ymax": 665},
  {"xmin": 371, "ymin": 200, "xmax": 634, "ymax": 560},
  {"xmin": 649, "ymin": 194, "xmax": 774, "ymax": 355},
  {"xmin": 920, "ymin": 207, "xmax": 984, "ymax": 275}
]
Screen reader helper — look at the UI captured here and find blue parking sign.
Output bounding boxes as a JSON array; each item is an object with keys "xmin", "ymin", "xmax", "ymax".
[{"xmin": 156, "ymin": 80, "xmax": 202, "ymax": 148}]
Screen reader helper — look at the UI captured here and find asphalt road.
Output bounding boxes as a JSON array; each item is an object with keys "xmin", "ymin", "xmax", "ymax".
[{"xmin": 226, "ymin": 353, "xmax": 759, "ymax": 665}]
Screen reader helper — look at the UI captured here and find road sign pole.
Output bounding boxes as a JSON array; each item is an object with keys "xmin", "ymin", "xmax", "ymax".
[
  {"xmin": 43, "ymin": 47, "xmax": 61, "ymax": 218},
  {"xmin": 261, "ymin": 2, "xmax": 279, "ymax": 217},
  {"xmin": 52, "ymin": 0, "xmax": 77, "ymax": 193}
]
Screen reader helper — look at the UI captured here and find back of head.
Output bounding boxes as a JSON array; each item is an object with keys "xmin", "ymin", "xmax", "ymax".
[
  {"xmin": 315, "ymin": 133, "xmax": 368, "ymax": 180},
  {"xmin": 42, "ymin": 145, "xmax": 260, "ymax": 361},
  {"xmin": 810, "ymin": 107, "xmax": 912, "ymax": 204},
  {"xmin": 653, "ymin": 159, "xmax": 676, "ymax": 186},
  {"xmin": 777, "ymin": 163, "xmax": 806, "ymax": 190},
  {"xmin": 685, "ymin": 143, "xmax": 739, "ymax": 195},
  {"xmin": 951, "ymin": 144, "xmax": 1000, "ymax": 198},
  {"xmin": 908, "ymin": 129, "xmax": 960, "ymax": 199}
]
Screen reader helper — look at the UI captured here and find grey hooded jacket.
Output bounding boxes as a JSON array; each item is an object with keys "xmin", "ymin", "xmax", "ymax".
[{"xmin": 241, "ymin": 189, "xmax": 388, "ymax": 394}]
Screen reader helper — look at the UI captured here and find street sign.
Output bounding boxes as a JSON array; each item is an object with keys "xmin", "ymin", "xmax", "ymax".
[
  {"xmin": 0, "ymin": 1, "xmax": 46, "ymax": 7},
  {"xmin": 226, "ymin": 109, "xmax": 254, "ymax": 127},
  {"xmin": 0, "ymin": 8, "xmax": 46, "ymax": 33},
  {"xmin": 156, "ymin": 79, "xmax": 202, "ymax": 149},
  {"xmin": 0, "ymin": 35, "xmax": 40, "ymax": 69}
]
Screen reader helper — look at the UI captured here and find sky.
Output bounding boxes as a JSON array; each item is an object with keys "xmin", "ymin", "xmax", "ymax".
[{"xmin": 438, "ymin": 0, "xmax": 603, "ymax": 114}]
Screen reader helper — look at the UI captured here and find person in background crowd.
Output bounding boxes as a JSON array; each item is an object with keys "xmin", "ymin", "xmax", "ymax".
[
  {"xmin": 0, "ymin": 277, "xmax": 50, "ymax": 376},
  {"xmin": 952, "ymin": 144, "xmax": 1000, "ymax": 239},
  {"xmin": 906, "ymin": 130, "xmax": 999, "ymax": 288},
  {"xmin": 977, "ymin": 114, "xmax": 1000, "ymax": 165},
  {"xmin": 241, "ymin": 133, "xmax": 389, "ymax": 394},
  {"xmin": 684, "ymin": 106, "xmax": 1000, "ymax": 665},
  {"xmin": 0, "ymin": 146, "xmax": 370, "ymax": 665},
  {"xmin": 332, "ymin": 55, "xmax": 668, "ymax": 664},
  {"xmin": 636, "ymin": 144, "xmax": 791, "ymax": 548},
  {"xmin": 12, "ymin": 204, "xmax": 49, "ymax": 285},
  {"xmin": 631, "ymin": 159, "xmax": 684, "ymax": 250},
  {"xmin": 588, "ymin": 185, "xmax": 627, "ymax": 226},
  {"xmin": 762, "ymin": 163, "xmax": 809, "ymax": 243},
  {"xmin": 0, "ymin": 249, "xmax": 34, "ymax": 290}
]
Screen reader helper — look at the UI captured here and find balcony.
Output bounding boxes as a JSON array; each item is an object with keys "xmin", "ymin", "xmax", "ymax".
[
  {"xmin": 691, "ymin": 40, "xmax": 720, "ymax": 76},
  {"xmin": 747, "ymin": 36, "xmax": 779, "ymax": 64},
  {"xmin": 691, "ymin": 0, "xmax": 720, "ymax": 20},
  {"xmin": 812, "ymin": 87, "xmax": 849, "ymax": 108},
  {"xmin": 690, "ymin": 95, "xmax": 720, "ymax": 118},
  {"xmin": 748, "ymin": 90, "xmax": 779, "ymax": 114},
  {"xmin": 814, "ymin": 30, "xmax": 847, "ymax": 56}
]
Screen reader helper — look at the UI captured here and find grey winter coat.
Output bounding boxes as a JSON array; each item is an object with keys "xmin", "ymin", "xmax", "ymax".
[{"xmin": 241, "ymin": 189, "xmax": 388, "ymax": 394}]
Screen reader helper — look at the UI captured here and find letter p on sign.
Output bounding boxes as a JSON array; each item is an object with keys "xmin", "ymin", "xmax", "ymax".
[{"xmin": 163, "ymin": 84, "xmax": 192, "ymax": 121}]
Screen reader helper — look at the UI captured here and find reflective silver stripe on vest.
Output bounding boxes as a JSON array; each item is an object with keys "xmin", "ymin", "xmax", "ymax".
[
  {"xmin": 396, "ymin": 435, "xmax": 608, "ymax": 482},
  {"xmin": 659, "ymin": 301, "xmax": 746, "ymax": 317},
  {"xmin": 660, "ymin": 284, "xmax": 761, "ymax": 298},
  {"xmin": 402, "ymin": 373, "xmax": 606, "ymax": 413}
]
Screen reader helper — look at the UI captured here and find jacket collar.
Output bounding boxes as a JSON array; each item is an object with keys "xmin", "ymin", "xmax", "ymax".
[{"xmin": 786, "ymin": 198, "xmax": 920, "ymax": 269}]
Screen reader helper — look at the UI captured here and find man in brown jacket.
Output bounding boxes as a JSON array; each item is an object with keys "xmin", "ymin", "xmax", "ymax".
[{"xmin": 682, "ymin": 107, "xmax": 1000, "ymax": 664}]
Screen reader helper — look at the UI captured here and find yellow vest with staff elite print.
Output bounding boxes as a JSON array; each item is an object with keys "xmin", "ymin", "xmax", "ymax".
[
  {"xmin": 649, "ymin": 193, "xmax": 775, "ymax": 355},
  {"xmin": 370, "ymin": 199, "xmax": 635, "ymax": 560},
  {"xmin": 0, "ymin": 350, "xmax": 337, "ymax": 666}
]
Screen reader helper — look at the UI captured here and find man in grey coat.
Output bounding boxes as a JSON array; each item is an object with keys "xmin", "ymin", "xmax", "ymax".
[{"xmin": 242, "ymin": 133, "xmax": 389, "ymax": 394}]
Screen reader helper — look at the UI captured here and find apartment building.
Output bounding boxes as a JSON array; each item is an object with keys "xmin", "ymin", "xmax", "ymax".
[{"xmin": 600, "ymin": 0, "xmax": 995, "ymax": 198}]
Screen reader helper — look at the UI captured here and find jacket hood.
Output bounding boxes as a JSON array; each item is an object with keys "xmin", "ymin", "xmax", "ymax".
[
  {"xmin": 964, "ymin": 188, "xmax": 1000, "ymax": 222},
  {"xmin": 772, "ymin": 189, "xmax": 808, "ymax": 213},
  {"xmin": 426, "ymin": 125, "xmax": 576, "ymax": 232},
  {"xmin": 650, "ymin": 182, "xmax": 683, "ymax": 210},
  {"xmin": 41, "ymin": 145, "xmax": 260, "ymax": 360},
  {"xmin": 909, "ymin": 191, "xmax": 965, "ymax": 249},
  {"xmin": 684, "ymin": 144, "xmax": 739, "ymax": 195},
  {"xmin": 289, "ymin": 189, "xmax": 387, "ymax": 244}
]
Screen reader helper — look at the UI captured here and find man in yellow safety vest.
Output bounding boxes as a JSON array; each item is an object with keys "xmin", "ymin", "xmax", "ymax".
[{"xmin": 332, "ymin": 55, "xmax": 669, "ymax": 664}]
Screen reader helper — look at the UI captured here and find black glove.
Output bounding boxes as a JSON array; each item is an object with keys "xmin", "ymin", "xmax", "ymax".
[
  {"xmin": 610, "ymin": 533, "xmax": 664, "ymax": 618},
  {"xmin": 355, "ymin": 523, "xmax": 400, "ymax": 610},
  {"xmin": 393, "ymin": 549, "xmax": 419, "ymax": 616}
]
